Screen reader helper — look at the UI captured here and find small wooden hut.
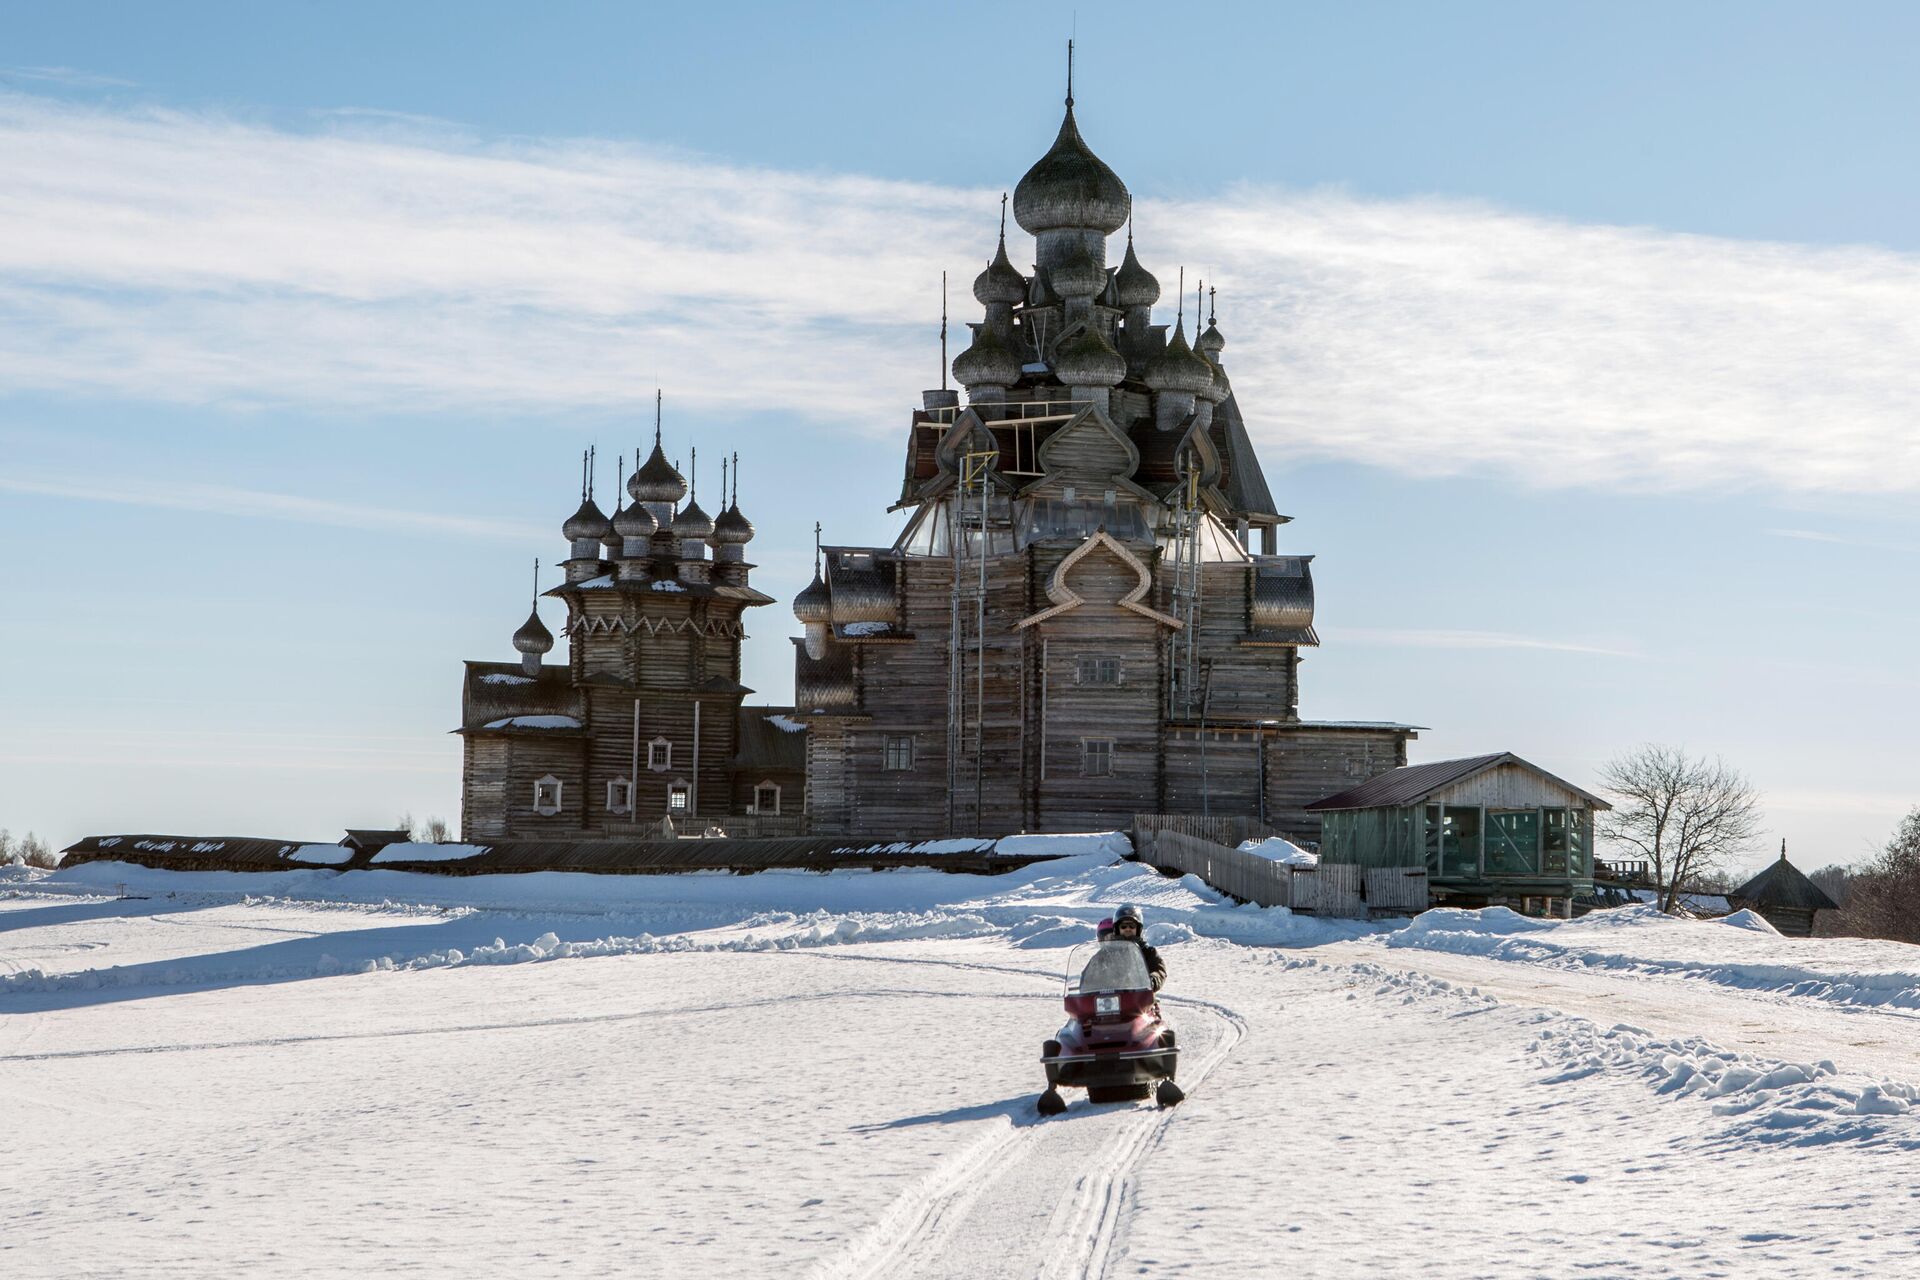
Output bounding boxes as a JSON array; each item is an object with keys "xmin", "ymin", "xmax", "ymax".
[
  {"xmin": 1729, "ymin": 843, "xmax": 1838, "ymax": 937},
  {"xmin": 1305, "ymin": 752, "xmax": 1609, "ymax": 914}
]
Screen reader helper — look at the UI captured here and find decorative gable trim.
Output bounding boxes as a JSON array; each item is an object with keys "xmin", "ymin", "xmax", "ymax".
[{"xmin": 1014, "ymin": 531, "xmax": 1184, "ymax": 631}]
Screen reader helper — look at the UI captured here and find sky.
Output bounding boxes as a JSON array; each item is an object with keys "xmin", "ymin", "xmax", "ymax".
[{"xmin": 1, "ymin": 1, "xmax": 1916, "ymax": 872}]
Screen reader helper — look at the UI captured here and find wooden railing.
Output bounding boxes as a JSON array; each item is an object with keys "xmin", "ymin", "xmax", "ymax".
[
  {"xmin": 1131, "ymin": 814, "xmax": 1294, "ymax": 852},
  {"xmin": 1132, "ymin": 828, "xmax": 1426, "ymax": 919}
]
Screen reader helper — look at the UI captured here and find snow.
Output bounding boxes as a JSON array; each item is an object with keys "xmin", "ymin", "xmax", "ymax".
[
  {"xmin": 4, "ymin": 851, "xmax": 1918, "ymax": 1276},
  {"xmin": 367, "ymin": 842, "xmax": 489, "ymax": 865},
  {"xmin": 764, "ymin": 713, "xmax": 806, "ymax": 733},
  {"xmin": 478, "ymin": 672, "xmax": 535, "ymax": 685},
  {"xmin": 576, "ymin": 574, "xmax": 617, "ymax": 588},
  {"xmin": 1235, "ymin": 834, "xmax": 1318, "ymax": 865},
  {"xmin": 288, "ymin": 844, "xmax": 353, "ymax": 865},
  {"xmin": 479, "ymin": 714, "xmax": 582, "ymax": 730},
  {"xmin": 840, "ymin": 620, "xmax": 891, "ymax": 636},
  {"xmin": 650, "ymin": 579, "xmax": 686, "ymax": 592}
]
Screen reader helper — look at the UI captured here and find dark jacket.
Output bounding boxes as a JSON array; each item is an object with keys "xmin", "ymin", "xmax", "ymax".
[{"xmin": 1131, "ymin": 940, "xmax": 1166, "ymax": 990}]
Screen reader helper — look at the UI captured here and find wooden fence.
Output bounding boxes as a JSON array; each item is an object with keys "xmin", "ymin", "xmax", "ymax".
[
  {"xmin": 1132, "ymin": 828, "xmax": 1427, "ymax": 920},
  {"xmin": 1130, "ymin": 814, "xmax": 1293, "ymax": 851}
]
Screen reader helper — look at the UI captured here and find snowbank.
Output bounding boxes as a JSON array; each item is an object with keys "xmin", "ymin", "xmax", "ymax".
[
  {"xmin": 1387, "ymin": 904, "xmax": 1920, "ymax": 1011},
  {"xmin": 1236, "ymin": 835, "xmax": 1318, "ymax": 866}
]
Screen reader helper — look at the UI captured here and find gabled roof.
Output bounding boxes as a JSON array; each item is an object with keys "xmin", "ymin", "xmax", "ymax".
[
  {"xmin": 1733, "ymin": 854, "xmax": 1839, "ymax": 912},
  {"xmin": 733, "ymin": 706, "xmax": 808, "ymax": 773},
  {"xmin": 1304, "ymin": 752, "xmax": 1610, "ymax": 811},
  {"xmin": 1212, "ymin": 392, "xmax": 1283, "ymax": 522}
]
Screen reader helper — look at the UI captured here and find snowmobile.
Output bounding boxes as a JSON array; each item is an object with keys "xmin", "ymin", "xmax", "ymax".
[{"xmin": 1037, "ymin": 939, "xmax": 1184, "ymax": 1115}]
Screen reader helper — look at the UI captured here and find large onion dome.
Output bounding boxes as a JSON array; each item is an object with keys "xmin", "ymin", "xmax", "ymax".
[
  {"xmin": 1048, "ymin": 243, "xmax": 1106, "ymax": 299},
  {"xmin": 671, "ymin": 498, "xmax": 713, "ymax": 542},
  {"xmin": 1114, "ymin": 238, "xmax": 1160, "ymax": 308},
  {"xmin": 511, "ymin": 607, "xmax": 554, "ymax": 656},
  {"xmin": 561, "ymin": 497, "xmax": 610, "ymax": 543},
  {"xmin": 793, "ymin": 573, "xmax": 833, "ymax": 624},
  {"xmin": 613, "ymin": 498, "xmax": 659, "ymax": 541},
  {"xmin": 973, "ymin": 237, "xmax": 1027, "ymax": 305},
  {"xmin": 952, "ymin": 323, "xmax": 1022, "ymax": 388},
  {"xmin": 1051, "ymin": 325, "xmax": 1127, "ymax": 388},
  {"xmin": 630, "ymin": 443, "xmax": 687, "ymax": 504},
  {"xmin": 1013, "ymin": 104, "xmax": 1130, "ymax": 236},
  {"xmin": 1144, "ymin": 322, "xmax": 1216, "ymax": 395},
  {"xmin": 712, "ymin": 502, "xmax": 755, "ymax": 545}
]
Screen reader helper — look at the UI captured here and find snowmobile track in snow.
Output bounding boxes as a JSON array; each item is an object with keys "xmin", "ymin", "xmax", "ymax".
[{"xmin": 803, "ymin": 953, "xmax": 1246, "ymax": 1280}]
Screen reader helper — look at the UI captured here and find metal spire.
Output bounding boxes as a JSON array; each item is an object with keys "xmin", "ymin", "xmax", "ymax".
[
  {"xmin": 1066, "ymin": 38, "xmax": 1074, "ymax": 108},
  {"xmin": 531, "ymin": 558, "xmax": 540, "ymax": 606},
  {"xmin": 719, "ymin": 453, "xmax": 728, "ymax": 513},
  {"xmin": 653, "ymin": 388, "xmax": 662, "ymax": 446},
  {"xmin": 731, "ymin": 450, "xmax": 740, "ymax": 507},
  {"xmin": 690, "ymin": 445, "xmax": 697, "ymax": 503},
  {"xmin": 813, "ymin": 521, "xmax": 822, "ymax": 576},
  {"xmin": 999, "ymin": 191, "xmax": 1008, "ymax": 241},
  {"xmin": 1176, "ymin": 267, "xmax": 1186, "ymax": 331},
  {"xmin": 940, "ymin": 270, "xmax": 948, "ymax": 391},
  {"xmin": 579, "ymin": 449, "xmax": 588, "ymax": 501},
  {"xmin": 1208, "ymin": 284, "xmax": 1217, "ymax": 327}
]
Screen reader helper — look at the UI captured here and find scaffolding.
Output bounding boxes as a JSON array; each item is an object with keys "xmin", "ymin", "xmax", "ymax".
[
  {"xmin": 1166, "ymin": 462, "xmax": 1205, "ymax": 720},
  {"xmin": 946, "ymin": 449, "xmax": 996, "ymax": 834}
]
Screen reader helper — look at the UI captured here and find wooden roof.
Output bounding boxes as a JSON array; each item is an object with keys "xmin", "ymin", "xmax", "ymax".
[
  {"xmin": 1304, "ymin": 752, "xmax": 1609, "ymax": 811},
  {"xmin": 1733, "ymin": 853, "xmax": 1839, "ymax": 912}
]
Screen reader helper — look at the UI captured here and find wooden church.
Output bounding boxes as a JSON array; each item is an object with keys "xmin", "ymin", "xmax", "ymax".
[{"xmin": 789, "ymin": 83, "xmax": 1418, "ymax": 839}]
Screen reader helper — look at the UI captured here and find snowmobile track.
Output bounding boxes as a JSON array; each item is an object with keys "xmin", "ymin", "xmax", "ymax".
[{"xmin": 806, "ymin": 975, "xmax": 1246, "ymax": 1280}]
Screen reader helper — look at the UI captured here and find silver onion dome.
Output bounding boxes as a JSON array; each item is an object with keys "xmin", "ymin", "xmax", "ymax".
[
  {"xmin": 793, "ymin": 572, "xmax": 833, "ymax": 624},
  {"xmin": 712, "ymin": 502, "xmax": 755, "ymax": 545},
  {"xmin": 670, "ymin": 498, "xmax": 713, "ymax": 541},
  {"xmin": 630, "ymin": 442, "xmax": 688, "ymax": 504},
  {"xmin": 1013, "ymin": 104, "xmax": 1130, "ymax": 236},
  {"xmin": 1144, "ymin": 323, "xmax": 1216, "ymax": 395},
  {"xmin": 511, "ymin": 607, "xmax": 554, "ymax": 655},
  {"xmin": 1051, "ymin": 325, "xmax": 1127, "ymax": 388},
  {"xmin": 952, "ymin": 323, "xmax": 1023, "ymax": 389},
  {"xmin": 613, "ymin": 499, "xmax": 659, "ymax": 540},
  {"xmin": 1114, "ymin": 239, "xmax": 1160, "ymax": 308},
  {"xmin": 561, "ymin": 497, "xmax": 610, "ymax": 543},
  {"xmin": 1048, "ymin": 244, "xmax": 1106, "ymax": 299},
  {"xmin": 972, "ymin": 238, "xmax": 1027, "ymax": 306}
]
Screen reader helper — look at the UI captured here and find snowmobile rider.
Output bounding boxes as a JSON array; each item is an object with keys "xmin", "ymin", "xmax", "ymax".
[
  {"xmin": 1111, "ymin": 905, "xmax": 1166, "ymax": 992},
  {"xmin": 1096, "ymin": 916, "xmax": 1115, "ymax": 942}
]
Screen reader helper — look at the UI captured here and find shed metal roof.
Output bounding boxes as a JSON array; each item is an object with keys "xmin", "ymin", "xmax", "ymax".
[{"xmin": 1304, "ymin": 752, "xmax": 1609, "ymax": 811}]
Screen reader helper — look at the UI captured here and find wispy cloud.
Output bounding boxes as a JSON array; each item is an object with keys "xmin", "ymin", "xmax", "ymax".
[
  {"xmin": 2, "ymin": 91, "xmax": 1917, "ymax": 495},
  {"xmin": 1765, "ymin": 528, "xmax": 1920, "ymax": 554},
  {"xmin": 1, "ymin": 66, "xmax": 135, "ymax": 90},
  {"xmin": 1337, "ymin": 628, "xmax": 1640, "ymax": 658},
  {"xmin": 0, "ymin": 472, "xmax": 544, "ymax": 542}
]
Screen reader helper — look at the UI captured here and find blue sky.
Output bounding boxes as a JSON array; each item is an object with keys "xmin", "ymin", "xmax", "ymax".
[{"xmin": 2, "ymin": 2, "xmax": 1916, "ymax": 869}]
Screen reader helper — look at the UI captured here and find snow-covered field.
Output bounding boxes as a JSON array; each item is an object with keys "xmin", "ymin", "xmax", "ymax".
[{"xmin": 4, "ymin": 848, "xmax": 1918, "ymax": 1277}]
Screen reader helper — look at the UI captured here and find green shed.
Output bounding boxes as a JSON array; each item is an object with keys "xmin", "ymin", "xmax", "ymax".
[{"xmin": 1305, "ymin": 752, "xmax": 1610, "ymax": 914}]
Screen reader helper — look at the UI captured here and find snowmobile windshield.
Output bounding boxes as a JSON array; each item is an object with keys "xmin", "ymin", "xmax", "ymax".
[{"xmin": 1069, "ymin": 940, "xmax": 1152, "ymax": 994}]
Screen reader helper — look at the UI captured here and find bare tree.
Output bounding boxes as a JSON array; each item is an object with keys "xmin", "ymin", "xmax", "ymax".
[
  {"xmin": 1598, "ymin": 746, "xmax": 1764, "ymax": 913},
  {"xmin": 1832, "ymin": 808, "xmax": 1920, "ymax": 943},
  {"xmin": 1, "ymin": 829, "xmax": 60, "ymax": 869},
  {"xmin": 420, "ymin": 816, "xmax": 453, "ymax": 844}
]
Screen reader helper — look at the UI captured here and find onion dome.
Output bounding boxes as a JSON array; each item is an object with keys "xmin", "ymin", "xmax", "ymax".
[
  {"xmin": 630, "ymin": 442, "xmax": 687, "ymax": 504},
  {"xmin": 1144, "ymin": 322, "xmax": 1216, "ymax": 395},
  {"xmin": 1049, "ymin": 244, "xmax": 1106, "ymax": 299},
  {"xmin": 712, "ymin": 502, "xmax": 755, "ymax": 545},
  {"xmin": 561, "ymin": 497, "xmax": 610, "ymax": 543},
  {"xmin": 793, "ymin": 573, "xmax": 833, "ymax": 624},
  {"xmin": 511, "ymin": 607, "xmax": 554, "ymax": 656},
  {"xmin": 1115, "ymin": 239, "xmax": 1160, "ymax": 308},
  {"xmin": 1013, "ymin": 104, "xmax": 1130, "ymax": 236},
  {"xmin": 613, "ymin": 499, "xmax": 659, "ymax": 541},
  {"xmin": 671, "ymin": 499, "xmax": 713, "ymax": 541},
  {"xmin": 972, "ymin": 237, "xmax": 1027, "ymax": 306},
  {"xmin": 1196, "ymin": 322, "xmax": 1225, "ymax": 359},
  {"xmin": 952, "ymin": 323, "xmax": 1022, "ymax": 388},
  {"xmin": 601, "ymin": 503, "xmax": 627, "ymax": 551},
  {"xmin": 1051, "ymin": 325, "xmax": 1127, "ymax": 388}
]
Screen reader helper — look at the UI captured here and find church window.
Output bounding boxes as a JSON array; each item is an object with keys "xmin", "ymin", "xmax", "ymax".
[
  {"xmin": 1081, "ymin": 739, "xmax": 1114, "ymax": 777},
  {"xmin": 606, "ymin": 778, "xmax": 633, "ymax": 815},
  {"xmin": 667, "ymin": 782, "xmax": 691, "ymax": 812},
  {"xmin": 1076, "ymin": 656, "xmax": 1121, "ymax": 685},
  {"xmin": 754, "ymin": 782, "xmax": 781, "ymax": 815},
  {"xmin": 648, "ymin": 737, "xmax": 672, "ymax": 772},
  {"xmin": 533, "ymin": 775, "xmax": 563, "ymax": 816},
  {"xmin": 884, "ymin": 735, "xmax": 914, "ymax": 771}
]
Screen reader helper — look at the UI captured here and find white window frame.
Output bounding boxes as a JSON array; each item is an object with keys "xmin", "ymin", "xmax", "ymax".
[
  {"xmin": 606, "ymin": 777, "xmax": 633, "ymax": 815},
  {"xmin": 1080, "ymin": 738, "xmax": 1114, "ymax": 778},
  {"xmin": 533, "ymin": 774, "xmax": 564, "ymax": 816},
  {"xmin": 667, "ymin": 779, "xmax": 691, "ymax": 813},
  {"xmin": 753, "ymin": 781, "xmax": 782, "ymax": 815},
  {"xmin": 884, "ymin": 735, "xmax": 914, "ymax": 772},
  {"xmin": 648, "ymin": 737, "xmax": 672, "ymax": 772}
]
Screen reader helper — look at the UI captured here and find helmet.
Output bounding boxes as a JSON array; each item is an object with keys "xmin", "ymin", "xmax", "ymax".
[
  {"xmin": 1096, "ymin": 916, "xmax": 1114, "ymax": 940},
  {"xmin": 1113, "ymin": 904, "xmax": 1143, "ymax": 932}
]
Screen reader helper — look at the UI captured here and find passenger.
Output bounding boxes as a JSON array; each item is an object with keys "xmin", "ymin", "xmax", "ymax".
[
  {"xmin": 1111, "ymin": 904, "xmax": 1165, "ymax": 991},
  {"xmin": 1095, "ymin": 916, "xmax": 1115, "ymax": 942}
]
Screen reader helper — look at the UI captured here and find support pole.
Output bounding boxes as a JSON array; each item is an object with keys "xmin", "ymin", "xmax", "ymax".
[
  {"xmin": 692, "ymin": 700, "xmax": 702, "ymax": 820},
  {"xmin": 630, "ymin": 699, "xmax": 641, "ymax": 829}
]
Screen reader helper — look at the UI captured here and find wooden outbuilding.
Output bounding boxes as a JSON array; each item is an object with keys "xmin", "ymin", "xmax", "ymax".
[
  {"xmin": 1729, "ymin": 843, "xmax": 1838, "ymax": 937},
  {"xmin": 1305, "ymin": 752, "xmax": 1609, "ymax": 914}
]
